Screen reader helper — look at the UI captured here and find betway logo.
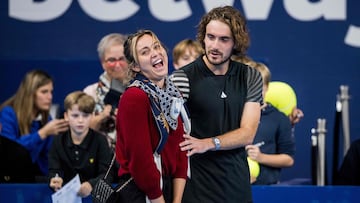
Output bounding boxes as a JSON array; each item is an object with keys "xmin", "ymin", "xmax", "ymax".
[{"xmin": 9, "ymin": 0, "xmax": 360, "ymax": 48}]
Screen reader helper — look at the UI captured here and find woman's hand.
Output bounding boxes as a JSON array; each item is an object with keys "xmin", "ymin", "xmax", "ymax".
[
  {"xmin": 150, "ymin": 195, "xmax": 165, "ymax": 203},
  {"xmin": 38, "ymin": 119, "xmax": 69, "ymax": 139},
  {"xmin": 90, "ymin": 105, "xmax": 113, "ymax": 130}
]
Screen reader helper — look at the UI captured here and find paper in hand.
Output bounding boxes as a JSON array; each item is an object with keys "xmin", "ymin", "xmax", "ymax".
[{"xmin": 51, "ymin": 174, "xmax": 82, "ymax": 203}]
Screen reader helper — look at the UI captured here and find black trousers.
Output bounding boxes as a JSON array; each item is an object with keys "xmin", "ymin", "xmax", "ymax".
[{"xmin": 115, "ymin": 174, "xmax": 172, "ymax": 203}]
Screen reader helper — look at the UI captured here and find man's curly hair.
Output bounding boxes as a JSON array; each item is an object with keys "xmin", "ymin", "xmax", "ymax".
[{"xmin": 196, "ymin": 6, "xmax": 250, "ymax": 58}]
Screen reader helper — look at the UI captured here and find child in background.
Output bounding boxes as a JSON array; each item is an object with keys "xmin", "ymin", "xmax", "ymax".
[
  {"xmin": 172, "ymin": 38, "xmax": 204, "ymax": 70},
  {"xmin": 48, "ymin": 91, "xmax": 111, "ymax": 198},
  {"xmin": 245, "ymin": 62, "xmax": 295, "ymax": 185}
]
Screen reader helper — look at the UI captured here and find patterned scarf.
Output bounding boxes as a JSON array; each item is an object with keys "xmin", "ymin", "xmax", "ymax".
[
  {"xmin": 129, "ymin": 74, "xmax": 183, "ymax": 131},
  {"xmin": 95, "ymin": 72, "xmax": 111, "ymax": 113}
]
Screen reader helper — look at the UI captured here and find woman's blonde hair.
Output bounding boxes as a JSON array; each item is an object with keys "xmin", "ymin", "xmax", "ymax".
[
  {"xmin": 123, "ymin": 29, "xmax": 164, "ymax": 84},
  {"xmin": 0, "ymin": 70, "xmax": 53, "ymax": 135}
]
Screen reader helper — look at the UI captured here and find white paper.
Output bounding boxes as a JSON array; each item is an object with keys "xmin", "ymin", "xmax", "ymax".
[{"xmin": 51, "ymin": 174, "xmax": 82, "ymax": 203}]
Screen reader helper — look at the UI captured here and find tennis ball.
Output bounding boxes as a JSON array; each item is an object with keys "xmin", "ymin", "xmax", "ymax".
[
  {"xmin": 265, "ymin": 81, "xmax": 297, "ymax": 116},
  {"xmin": 247, "ymin": 157, "xmax": 260, "ymax": 178}
]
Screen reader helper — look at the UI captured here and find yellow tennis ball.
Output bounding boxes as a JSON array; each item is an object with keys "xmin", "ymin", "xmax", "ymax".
[
  {"xmin": 247, "ymin": 157, "xmax": 260, "ymax": 178},
  {"xmin": 265, "ymin": 81, "xmax": 297, "ymax": 116}
]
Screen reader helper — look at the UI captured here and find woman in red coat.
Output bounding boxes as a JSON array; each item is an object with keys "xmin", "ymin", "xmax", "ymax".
[{"xmin": 115, "ymin": 29, "xmax": 188, "ymax": 203}]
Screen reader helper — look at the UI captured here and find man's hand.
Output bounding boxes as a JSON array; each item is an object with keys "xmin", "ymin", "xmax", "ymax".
[{"xmin": 179, "ymin": 134, "xmax": 213, "ymax": 156}]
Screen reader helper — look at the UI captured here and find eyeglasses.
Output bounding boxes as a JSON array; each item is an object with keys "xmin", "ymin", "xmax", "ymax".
[{"xmin": 105, "ymin": 57, "xmax": 126, "ymax": 67}]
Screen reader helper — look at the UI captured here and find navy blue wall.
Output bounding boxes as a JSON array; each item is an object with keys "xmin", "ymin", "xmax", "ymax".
[
  {"xmin": 1, "ymin": 184, "xmax": 359, "ymax": 203},
  {"xmin": 1, "ymin": 0, "xmax": 359, "ymax": 183}
]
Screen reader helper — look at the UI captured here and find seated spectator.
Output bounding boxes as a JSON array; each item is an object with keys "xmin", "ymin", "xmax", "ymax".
[
  {"xmin": 83, "ymin": 33, "xmax": 128, "ymax": 151},
  {"xmin": 48, "ymin": 91, "xmax": 112, "ymax": 198},
  {"xmin": 172, "ymin": 38, "xmax": 204, "ymax": 70},
  {"xmin": 334, "ymin": 138, "xmax": 360, "ymax": 185},
  {"xmin": 0, "ymin": 70, "xmax": 68, "ymax": 182},
  {"xmin": 245, "ymin": 62, "xmax": 296, "ymax": 185},
  {"xmin": 234, "ymin": 55, "xmax": 304, "ymax": 126}
]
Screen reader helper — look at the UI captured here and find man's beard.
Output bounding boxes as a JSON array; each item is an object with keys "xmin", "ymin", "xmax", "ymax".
[{"xmin": 205, "ymin": 50, "xmax": 231, "ymax": 66}]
